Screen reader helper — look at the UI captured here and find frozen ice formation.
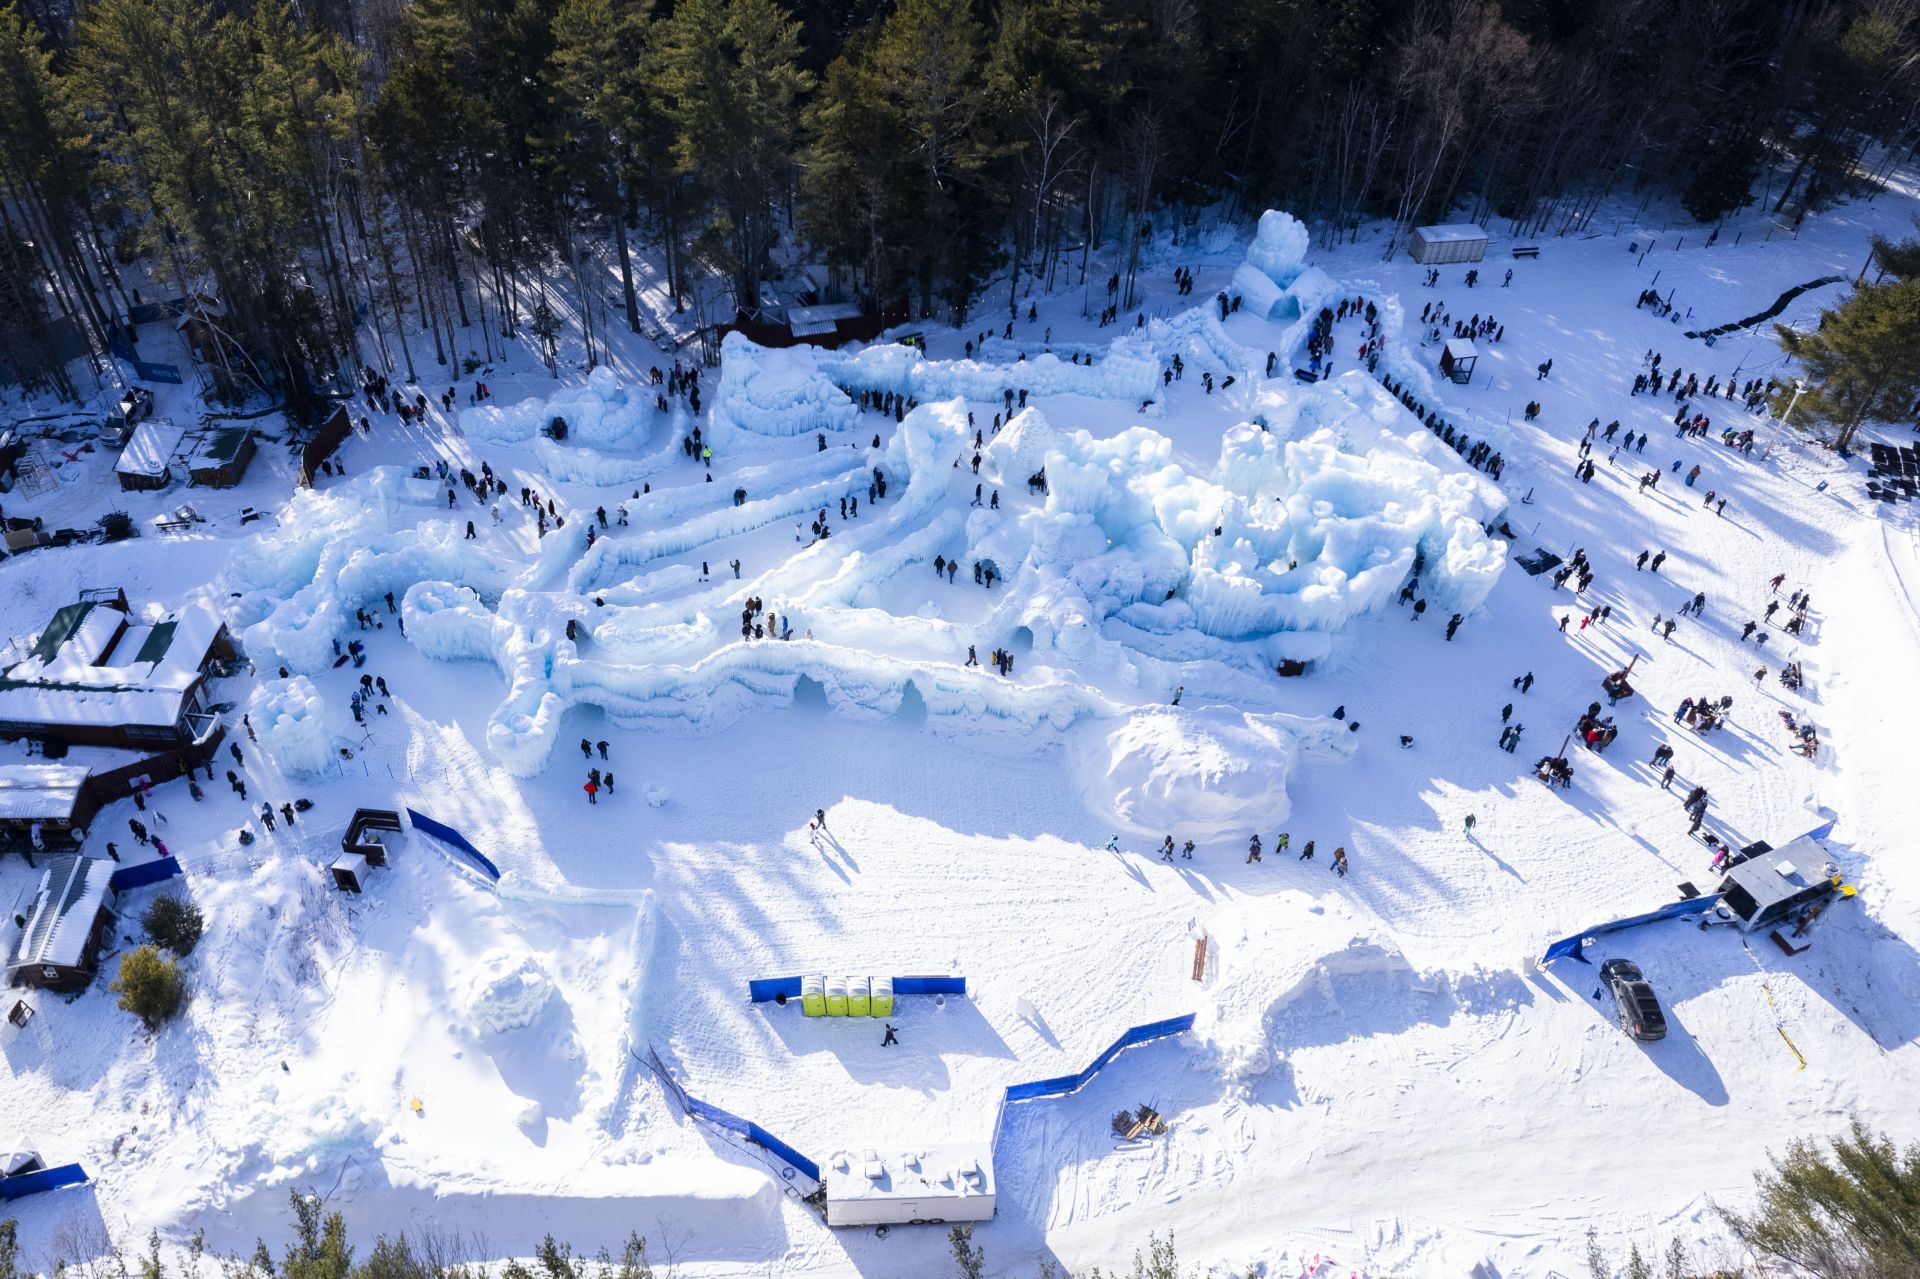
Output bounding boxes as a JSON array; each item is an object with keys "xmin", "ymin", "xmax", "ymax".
[
  {"xmin": 463, "ymin": 365, "xmax": 659, "ymax": 449},
  {"xmin": 464, "ymin": 949, "xmax": 556, "ymax": 1035},
  {"xmin": 1069, "ymin": 705, "xmax": 1357, "ymax": 841},
  {"xmin": 713, "ymin": 334, "xmax": 861, "ymax": 437},
  {"xmin": 228, "ymin": 211, "xmax": 1506, "ymax": 822},
  {"xmin": 246, "ymin": 675, "xmax": 332, "ymax": 778},
  {"xmin": 226, "ymin": 467, "xmax": 508, "ymax": 674}
]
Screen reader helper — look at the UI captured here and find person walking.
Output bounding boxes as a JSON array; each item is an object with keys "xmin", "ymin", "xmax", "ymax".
[
  {"xmin": 597, "ymin": 740, "xmax": 610, "ymax": 760},
  {"xmin": 1181, "ymin": 840, "xmax": 1195, "ymax": 860},
  {"xmin": 882, "ymin": 1023, "xmax": 899, "ymax": 1046},
  {"xmin": 1276, "ymin": 832, "xmax": 1290, "ymax": 855},
  {"xmin": 1105, "ymin": 834, "xmax": 1121, "ymax": 853},
  {"xmin": 1246, "ymin": 834, "xmax": 1262, "ymax": 863},
  {"xmin": 1331, "ymin": 846, "xmax": 1349, "ymax": 876},
  {"xmin": 1299, "ymin": 839, "xmax": 1315, "ymax": 861},
  {"xmin": 584, "ymin": 778, "xmax": 599, "ymax": 804},
  {"xmin": 1464, "ymin": 813, "xmax": 1477, "ymax": 836},
  {"xmin": 1501, "ymin": 703, "xmax": 1514, "ymax": 724},
  {"xmin": 1162, "ymin": 836, "xmax": 1177, "ymax": 863},
  {"xmin": 1172, "ymin": 686, "xmax": 1184, "ymax": 705}
]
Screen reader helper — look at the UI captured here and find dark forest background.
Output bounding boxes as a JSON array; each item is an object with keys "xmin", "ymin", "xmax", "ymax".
[{"xmin": 2, "ymin": 0, "xmax": 1917, "ymax": 413}]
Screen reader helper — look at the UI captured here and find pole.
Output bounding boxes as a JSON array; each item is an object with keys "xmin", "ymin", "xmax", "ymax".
[{"xmin": 1765, "ymin": 378, "xmax": 1807, "ymax": 460}]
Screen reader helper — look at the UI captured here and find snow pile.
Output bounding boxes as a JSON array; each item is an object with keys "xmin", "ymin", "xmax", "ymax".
[
  {"xmin": 463, "ymin": 366, "xmax": 657, "ymax": 450},
  {"xmin": 1069, "ymin": 706, "xmax": 1355, "ymax": 840},
  {"xmin": 980, "ymin": 406, "xmax": 1057, "ymax": 486},
  {"xmin": 464, "ymin": 949, "xmax": 556, "ymax": 1034},
  {"xmin": 1244, "ymin": 209, "xmax": 1311, "ymax": 288},
  {"xmin": 246, "ymin": 676, "xmax": 332, "ymax": 778},
  {"xmin": 713, "ymin": 334, "xmax": 860, "ymax": 437},
  {"xmin": 532, "ymin": 437, "xmax": 660, "ymax": 486}
]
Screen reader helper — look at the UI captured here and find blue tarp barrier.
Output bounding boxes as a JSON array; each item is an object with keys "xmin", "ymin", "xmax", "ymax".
[
  {"xmin": 109, "ymin": 859, "xmax": 183, "ymax": 892},
  {"xmin": 992, "ymin": 1014, "xmax": 1196, "ymax": 1153},
  {"xmin": 747, "ymin": 974, "xmax": 968, "ymax": 1003},
  {"xmin": 0, "ymin": 1163, "xmax": 89, "ymax": 1202},
  {"xmin": 405, "ymin": 809, "xmax": 502, "ymax": 881},
  {"xmin": 681, "ymin": 1093, "xmax": 820, "ymax": 1183},
  {"xmin": 1542, "ymin": 894, "xmax": 1723, "ymax": 964},
  {"xmin": 108, "ymin": 336, "xmax": 183, "ymax": 385}
]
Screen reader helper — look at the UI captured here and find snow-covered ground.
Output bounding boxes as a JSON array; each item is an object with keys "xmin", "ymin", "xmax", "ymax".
[{"xmin": 5, "ymin": 187, "xmax": 1920, "ymax": 1279}]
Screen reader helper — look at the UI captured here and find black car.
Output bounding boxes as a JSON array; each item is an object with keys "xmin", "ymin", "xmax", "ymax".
[{"xmin": 1600, "ymin": 958, "xmax": 1668, "ymax": 1041}]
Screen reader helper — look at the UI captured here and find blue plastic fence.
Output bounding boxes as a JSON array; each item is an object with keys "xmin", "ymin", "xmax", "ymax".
[
  {"xmin": 109, "ymin": 859, "xmax": 183, "ymax": 892},
  {"xmin": 1542, "ymin": 894, "xmax": 1723, "ymax": 964},
  {"xmin": 991, "ymin": 1014, "xmax": 1196, "ymax": 1154},
  {"xmin": 0, "ymin": 1163, "xmax": 89, "ymax": 1202},
  {"xmin": 679, "ymin": 1092, "xmax": 821, "ymax": 1184},
  {"xmin": 747, "ymin": 975, "xmax": 967, "ymax": 1002},
  {"xmin": 406, "ymin": 809, "xmax": 502, "ymax": 881}
]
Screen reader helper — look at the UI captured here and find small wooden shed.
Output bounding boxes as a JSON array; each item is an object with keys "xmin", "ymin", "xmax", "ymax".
[
  {"xmin": 188, "ymin": 427, "xmax": 256, "ymax": 488},
  {"xmin": 115, "ymin": 419, "xmax": 185, "ymax": 492},
  {"xmin": 1411, "ymin": 224, "xmax": 1489, "ymax": 266},
  {"xmin": 1439, "ymin": 338, "xmax": 1480, "ymax": 385}
]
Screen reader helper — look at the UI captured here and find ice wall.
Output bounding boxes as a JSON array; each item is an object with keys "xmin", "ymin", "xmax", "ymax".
[
  {"xmin": 247, "ymin": 675, "xmax": 333, "ymax": 778},
  {"xmin": 463, "ymin": 366, "xmax": 658, "ymax": 450},
  {"xmin": 713, "ymin": 334, "xmax": 861, "ymax": 437}
]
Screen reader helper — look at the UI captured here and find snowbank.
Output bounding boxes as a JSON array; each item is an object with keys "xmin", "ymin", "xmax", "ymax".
[
  {"xmin": 1069, "ymin": 705, "xmax": 1355, "ymax": 840},
  {"xmin": 980, "ymin": 407, "xmax": 1057, "ymax": 486},
  {"xmin": 246, "ymin": 676, "xmax": 332, "ymax": 778}
]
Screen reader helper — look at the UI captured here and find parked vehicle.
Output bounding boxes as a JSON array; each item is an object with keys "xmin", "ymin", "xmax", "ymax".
[
  {"xmin": 1600, "ymin": 958, "xmax": 1667, "ymax": 1041},
  {"xmin": 104, "ymin": 386, "xmax": 156, "ymax": 445}
]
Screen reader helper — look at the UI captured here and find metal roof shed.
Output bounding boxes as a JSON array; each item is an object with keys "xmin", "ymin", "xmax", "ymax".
[
  {"xmin": 1411, "ymin": 224, "xmax": 1489, "ymax": 265},
  {"xmin": 6, "ymin": 854, "xmax": 118, "ymax": 992}
]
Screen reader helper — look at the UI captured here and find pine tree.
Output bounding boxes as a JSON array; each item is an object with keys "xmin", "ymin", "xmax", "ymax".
[
  {"xmin": 651, "ymin": 0, "xmax": 812, "ymax": 319},
  {"xmin": 1722, "ymin": 1117, "xmax": 1920, "ymax": 1278},
  {"xmin": 1774, "ymin": 230, "xmax": 1920, "ymax": 452}
]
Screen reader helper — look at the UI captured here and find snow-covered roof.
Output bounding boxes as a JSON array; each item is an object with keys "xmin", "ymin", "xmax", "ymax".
[
  {"xmin": 0, "ymin": 600, "xmax": 224, "ymax": 731},
  {"xmin": 1415, "ymin": 223, "xmax": 1488, "ymax": 243},
  {"xmin": 1444, "ymin": 338, "xmax": 1479, "ymax": 360},
  {"xmin": 823, "ymin": 1144, "xmax": 994, "ymax": 1204},
  {"xmin": 0, "ymin": 764, "xmax": 91, "ymax": 820},
  {"xmin": 116, "ymin": 418, "xmax": 185, "ymax": 478},
  {"xmin": 788, "ymin": 303, "xmax": 864, "ymax": 338},
  {"xmin": 7, "ymin": 854, "xmax": 114, "ymax": 974}
]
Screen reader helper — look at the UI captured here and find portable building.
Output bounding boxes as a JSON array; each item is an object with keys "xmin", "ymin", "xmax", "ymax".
[
  {"xmin": 1716, "ymin": 838, "xmax": 1841, "ymax": 933},
  {"xmin": 1410, "ymin": 224, "xmax": 1489, "ymax": 266},
  {"xmin": 847, "ymin": 976, "xmax": 870, "ymax": 1017},
  {"xmin": 823, "ymin": 1144, "xmax": 995, "ymax": 1227},
  {"xmin": 6, "ymin": 854, "xmax": 117, "ymax": 992}
]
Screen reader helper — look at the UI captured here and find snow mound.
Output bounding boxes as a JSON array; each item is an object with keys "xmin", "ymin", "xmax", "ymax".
[
  {"xmin": 246, "ymin": 676, "xmax": 332, "ymax": 777},
  {"xmin": 464, "ymin": 949, "xmax": 556, "ymax": 1034},
  {"xmin": 817, "ymin": 334, "xmax": 1160, "ymax": 404},
  {"xmin": 464, "ymin": 366, "xmax": 657, "ymax": 450},
  {"xmin": 1069, "ymin": 705, "xmax": 1355, "ymax": 840},
  {"xmin": 714, "ymin": 334, "xmax": 861, "ymax": 437}
]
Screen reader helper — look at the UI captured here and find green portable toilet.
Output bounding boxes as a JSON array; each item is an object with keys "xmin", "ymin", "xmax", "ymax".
[
  {"xmin": 869, "ymin": 975, "xmax": 894, "ymax": 1017},
  {"xmin": 801, "ymin": 975, "xmax": 826, "ymax": 1017},
  {"xmin": 824, "ymin": 975, "xmax": 849, "ymax": 1016},
  {"xmin": 847, "ymin": 976, "xmax": 870, "ymax": 1017}
]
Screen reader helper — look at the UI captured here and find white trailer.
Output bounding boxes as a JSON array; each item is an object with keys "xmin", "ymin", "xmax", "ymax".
[{"xmin": 822, "ymin": 1143, "xmax": 995, "ymax": 1227}]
